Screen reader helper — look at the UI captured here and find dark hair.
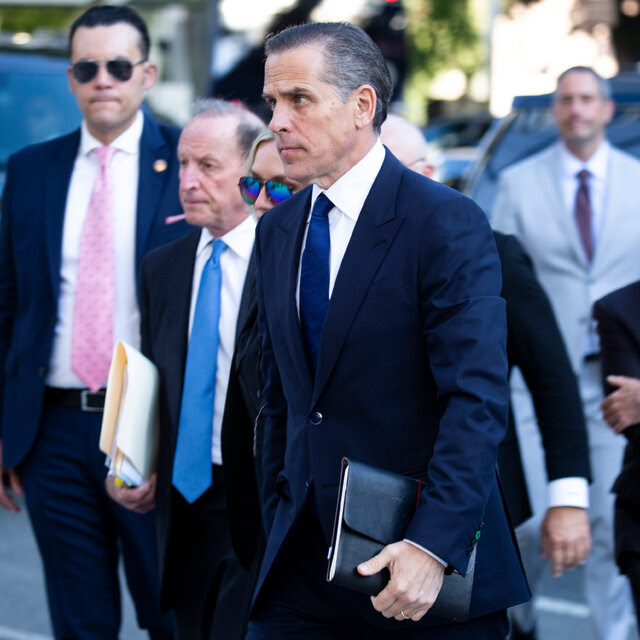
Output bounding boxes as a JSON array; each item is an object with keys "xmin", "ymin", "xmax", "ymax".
[
  {"xmin": 554, "ymin": 66, "xmax": 612, "ymax": 101},
  {"xmin": 265, "ymin": 22, "xmax": 393, "ymax": 133},
  {"xmin": 69, "ymin": 5, "xmax": 150, "ymax": 60},
  {"xmin": 191, "ymin": 98, "xmax": 265, "ymax": 162}
]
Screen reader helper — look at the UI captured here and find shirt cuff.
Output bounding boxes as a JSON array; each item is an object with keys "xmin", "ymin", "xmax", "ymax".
[
  {"xmin": 403, "ymin": 539, "xmax": 447, "ymax": 567},
  {"xmin": 548, "ymin": 477, "xmax": 589, "ymax": 509}
]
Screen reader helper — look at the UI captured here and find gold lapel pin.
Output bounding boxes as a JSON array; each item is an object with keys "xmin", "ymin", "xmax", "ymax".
[{"xmin": 153, "ymin": 159, "xmax": 168, "ymax": 173}]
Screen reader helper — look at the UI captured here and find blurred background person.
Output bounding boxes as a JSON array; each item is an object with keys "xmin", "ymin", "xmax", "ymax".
[
  {"xmin": 0, "ymin": 6, "xmax": 189, "ymax": 639},
  {"xmin": 381, "ymin": 114, "xmax": 592, "ymax": 640},
  {"xmin": 492, "ymin": 65, "xmax": 640, "ymax": 640},
  {"xmin": 594, "ymin": 280, "xmax": 640, "ymax": 634}
]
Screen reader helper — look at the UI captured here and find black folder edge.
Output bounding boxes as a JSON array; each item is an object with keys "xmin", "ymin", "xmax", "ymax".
[{"xmin": 326, "ymin": 457, "xmax": 475, "ymax": 622}]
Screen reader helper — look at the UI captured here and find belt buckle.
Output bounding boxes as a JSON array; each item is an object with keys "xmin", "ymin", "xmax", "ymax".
[{"xmin": 80, "ymin": 389, "xmax": 103, "ymax": 413}]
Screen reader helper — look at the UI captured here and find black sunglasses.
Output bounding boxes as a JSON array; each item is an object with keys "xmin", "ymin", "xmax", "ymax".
[
  {"xmin": 238, "ymin": 176, "xmax": 293, "ymax": 206},
  {"xmin": 70, "ymin": 58, "xmax": 147, "ymax": 84}
]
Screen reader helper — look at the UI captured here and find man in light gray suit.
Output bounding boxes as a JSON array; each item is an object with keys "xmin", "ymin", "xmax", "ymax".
[{"xmin": 492, "ymin": 66, "xmax": 640, "ymax": 640}]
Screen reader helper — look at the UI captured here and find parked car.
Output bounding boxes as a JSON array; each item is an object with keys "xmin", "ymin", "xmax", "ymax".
[
  {"xmin": 463, "ymin": 72, "xmax": 640, "ymax": 217},
  {"xmin": 424, "ymin": 112, "xmax": 493, "ymax": 189},
  {"xmin": 0, "ymin": 51, "xmax": 82, "ymax": 198}
]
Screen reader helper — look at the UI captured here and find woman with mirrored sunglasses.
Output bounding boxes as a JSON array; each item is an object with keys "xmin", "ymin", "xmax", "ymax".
[
  {"xmin": 238, "ymin": 129, "xmax": 300, "ymax": 219},
  {"xmin": 224, "ymin": 130, "xmax": 302, "ymax": 635}
]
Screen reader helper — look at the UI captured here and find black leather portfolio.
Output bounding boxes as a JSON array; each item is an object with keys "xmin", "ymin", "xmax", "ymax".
[{"xmin": 326, "ymin": 458, "xmax": 475, "ymax": 621}]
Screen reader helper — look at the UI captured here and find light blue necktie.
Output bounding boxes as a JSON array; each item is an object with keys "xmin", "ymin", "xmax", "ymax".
[
  {"xmin": 172, "ymin": 239, "xmax": 226, "ymax": 503},
  {"xmin": 300, "ymin": 193, "xmax": 332, "ymax": 372}
]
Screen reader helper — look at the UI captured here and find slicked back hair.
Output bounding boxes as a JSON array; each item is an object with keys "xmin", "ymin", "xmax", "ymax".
[
  {"xmin": 191, "ymin": 98, "xmax": 265, "ymax": 162},
  {"xmin": 554, "ymin": 66, "xmax": 612, "ymax": 102},
  {"xmin": 265, "ymin": 22, "xmax": 393, "ymax": 134},
  {"xmin": 69, "ymin": 5, "xmax": 150, "ymax": 60}
]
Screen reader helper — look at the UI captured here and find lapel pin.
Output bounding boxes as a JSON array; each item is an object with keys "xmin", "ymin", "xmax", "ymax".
[{"xmin": 153, "ymin": 159, "xmax": 168, "ymax": 173}]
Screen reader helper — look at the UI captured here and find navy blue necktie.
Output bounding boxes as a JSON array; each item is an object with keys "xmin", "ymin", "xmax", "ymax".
[
  {"xmin": 172, "ymin": 239, "xmax": 226, "ymax": 503},
  {"xmin": 300, "ymin": 194, "xmax": 332, "ymax": 372}
]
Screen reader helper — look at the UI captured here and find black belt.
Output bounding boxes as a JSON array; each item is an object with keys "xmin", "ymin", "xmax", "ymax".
[{"xmin": 44, "ymin": 387, "xmax": 106, "ymax": 412}]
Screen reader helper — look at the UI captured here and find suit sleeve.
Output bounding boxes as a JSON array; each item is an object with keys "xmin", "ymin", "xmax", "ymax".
[
  {"xmin": 0, "ymin": 155, "xmax": 19, "ymax": 442},
  {"xmin": 254, "ymin": 218, "xmax": 288, "ymax": 533},
  {"xmin": 501, "ymin": 234, "xmax": 590, "ymax": 482},
  {"xmin": 594, "ymin": 291, "xmax": 640, "ymax": 442},
  {"xmin": 403, "ymin": 192, "xmax": 509, "ymax": 573},
  {"xmin": 139, "ymin": 256, "xmax": 153, "ymax": 362}
]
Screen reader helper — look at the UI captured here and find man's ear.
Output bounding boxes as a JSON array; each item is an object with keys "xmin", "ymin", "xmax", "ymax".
[
  {"xmin": 353, "ymin": 84, "xmax": 377, "ymax": 130},
  {"xmin": 142, "ymin": 62, "xmax": 158, "ymax": 91}
]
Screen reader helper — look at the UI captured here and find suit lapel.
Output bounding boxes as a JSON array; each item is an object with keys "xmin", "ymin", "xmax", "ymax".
[
  {"xmin": 312, "ymin": 154, "xmax": 405, "ymax": 403},
  {"xmin": 274, "ymin": 189, "xmax": 315, "ymax": 398},
  {"xmin": 235, "ymin": 248, "xmax": 256, "ymax": 342},
  {"xmin": 165, "ymin": 230, "xmax": 200, "ymax": 439},
  {"xmin": 136, "ymin": 116, "xmax": 175, "ymax": 268},
  {"xmin": 45, "ymin": 131, "xmax": 80, "ymax": 296},
  {"xmin": 593, "ymin": 148, "xmax": 623, "ymax": 272}
]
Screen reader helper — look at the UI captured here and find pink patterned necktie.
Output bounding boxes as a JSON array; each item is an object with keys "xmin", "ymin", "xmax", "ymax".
[{"xmin": 71, "ymin": 146, "xmax": 117, "ymax": 392}]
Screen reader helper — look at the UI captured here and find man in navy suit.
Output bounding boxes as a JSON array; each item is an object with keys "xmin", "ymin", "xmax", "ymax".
[
  {"xmin": 248, "ymin": 22, "xmax": 529, "ymax": 640},
  {"xmin": 0, "ymin": 6, "xmax": 189, "ymax": 639}
]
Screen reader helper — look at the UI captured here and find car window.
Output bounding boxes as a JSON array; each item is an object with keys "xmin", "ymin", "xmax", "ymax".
[{"xmin": 0, "ymin": 70, "xmax": 81, "ymax": 161}]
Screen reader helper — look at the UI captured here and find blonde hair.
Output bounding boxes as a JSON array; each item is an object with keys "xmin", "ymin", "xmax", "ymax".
[{"xmin": 245, "ymin": 128, "xmax": 275, "ymax": 174}]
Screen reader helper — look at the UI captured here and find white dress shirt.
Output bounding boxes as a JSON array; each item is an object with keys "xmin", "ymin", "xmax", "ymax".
[
  {"xmin": 558, "ymin": 139, "xmax": 610, "ymax": 249},
  {"xmin": 296, "ymin": 139, "xmax": 386, "ymax": 305},
  {"xmin": 188, "ymin": 216, "xmax": 256, "ymax": 465},
  {"xmin": 47, "ymin": 111, "xmax": 143, "ymax": 388}
]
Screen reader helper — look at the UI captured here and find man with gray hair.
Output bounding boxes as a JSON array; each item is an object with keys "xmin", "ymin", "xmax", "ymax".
[
  {"xmin": 249, "ymin": 21, "xmax": 529, "ymax": 639},
  {"xmin": 107, "ymin": 98, "xmax": 264, "ymax": 639},
  {"xmin": 493, "ymin": 66, "xmax": 640, "ymax": 640}
]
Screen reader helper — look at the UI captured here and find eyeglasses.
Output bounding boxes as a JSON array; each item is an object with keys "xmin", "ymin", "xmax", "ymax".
[
  {"xmin": 238, "ymin": 176, "xmax": 293, "ymax": 206},
  {"xmin": 70, "ymin": 58, "xmax": 147, "ymax": 84}
]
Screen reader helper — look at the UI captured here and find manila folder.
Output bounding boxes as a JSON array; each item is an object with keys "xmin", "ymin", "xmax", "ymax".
[{"xmin": 99, "ymin": 340, "xmax": 160, "ymax": 483}]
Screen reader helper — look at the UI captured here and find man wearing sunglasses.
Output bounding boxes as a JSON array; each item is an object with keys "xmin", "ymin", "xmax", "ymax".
[{"xmin": 0, "ymin": 5, "xmax": 190, "ymax": 639}]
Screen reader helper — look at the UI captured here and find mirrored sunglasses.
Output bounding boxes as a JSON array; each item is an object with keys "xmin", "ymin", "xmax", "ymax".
[
  {"xmin": 238, "ymin": 176, "xmax": 293, "ymax": 206},
  {"xmin": 70, "ymin": 58, "xmax": 147, "ymax": 84}
]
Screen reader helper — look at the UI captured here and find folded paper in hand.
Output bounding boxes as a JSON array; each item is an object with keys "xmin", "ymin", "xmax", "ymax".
[
  {"xmin": 326, "ymin": 458, "xmax": 476, "ymax": 622},
  {"xmin": 99, "ymin": 341, "xmax": 159, "ymax": 487}
]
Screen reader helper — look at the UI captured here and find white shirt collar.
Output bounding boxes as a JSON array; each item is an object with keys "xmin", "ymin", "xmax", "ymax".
[
  {"xmin": 310, "ymin": 138, "xmax": 386, "ymax": 220},
  {"xmin": 559, "ymin": 138, "xmax": 610, "ymax": 182},
  {"xmin": 79, "ymin": 110, "xmax": 144, "ymax": 157},
  {"xmin": 196, "ymin": 214, "xmax": 256, "ymax": 261}
]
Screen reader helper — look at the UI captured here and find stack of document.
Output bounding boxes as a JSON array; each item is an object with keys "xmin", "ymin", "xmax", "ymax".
[{"xmin": 99, "ymin": 341, "xmax": 160, "ymax": 487}]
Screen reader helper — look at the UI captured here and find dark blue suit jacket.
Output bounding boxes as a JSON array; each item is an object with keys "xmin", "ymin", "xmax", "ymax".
[
  {"xmin": 0, "ymin": 115, "xmax": 191, "ymax": 468},
  {"xmin": 254, "ymin": 150, "xmax": 529, "ymax": 626},
  {"xmin": 139, "ymin": 228, "xmax": 257, "ymax": 609}
]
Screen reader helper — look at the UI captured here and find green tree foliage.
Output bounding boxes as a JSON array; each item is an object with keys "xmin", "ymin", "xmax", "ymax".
[
  {"xmin": 403, "ymin": 0, "xmax": 483, "ymax": 121},
  {"xmin": 0, "ymin": 7, "xmax": 75, "ymax": 33}
]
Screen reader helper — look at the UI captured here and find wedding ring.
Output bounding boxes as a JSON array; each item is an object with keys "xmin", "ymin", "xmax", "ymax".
[{"xmin": 401, "ymin": 610, "xmax": 410, "ymax": 620}]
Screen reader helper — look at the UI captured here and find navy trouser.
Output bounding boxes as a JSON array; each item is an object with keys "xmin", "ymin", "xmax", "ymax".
[{"xmin": 20, "ymin": 403, "xmax": 172, "ymax": 640}]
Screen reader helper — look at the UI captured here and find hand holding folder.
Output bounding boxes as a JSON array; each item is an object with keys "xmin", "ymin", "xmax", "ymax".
[{"xmin": 99, "ymin": 341, "xmax": 160, "ymax": 487}]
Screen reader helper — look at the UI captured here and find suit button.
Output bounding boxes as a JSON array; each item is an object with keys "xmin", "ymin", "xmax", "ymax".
[
  {"xmin": 38, "ymin": 366, "xmax": 46, "ymax": 377},
  {"xmin": 309, "ymin": 411, "xmax": 323, "ymax": 425}
]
